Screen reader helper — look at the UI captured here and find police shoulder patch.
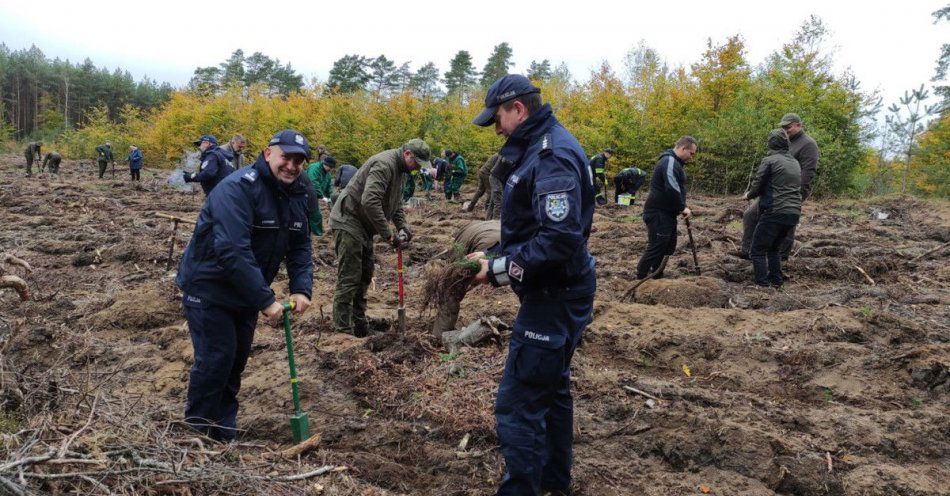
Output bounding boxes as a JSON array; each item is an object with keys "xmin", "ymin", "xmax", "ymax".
[
  {"xmin": 545, "ymin": 192, "xmax": 570, "ymax": 222},
  {"xmin": 241, "ymin": 169, "xmax": 258, "ymax": 182},
  {"xmin": 200, "ymin": 160, "xmax": 209, "ymax": 170}
]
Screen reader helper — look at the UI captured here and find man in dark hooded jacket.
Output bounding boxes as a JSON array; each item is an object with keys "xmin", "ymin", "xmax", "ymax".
[
  {"xmin": 743, "ymin": 129, "xmax": 802, "ymax": 287},
  {"xmin": 739, "ymin": 113, "xmax": 818, "ymax": 258},
  {"xmin": 636, "ymin": 137, "xmax": 697, "ymax": 279}
]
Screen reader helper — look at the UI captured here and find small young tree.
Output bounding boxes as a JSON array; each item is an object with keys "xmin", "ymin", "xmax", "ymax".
[
  {"xmin": 887, "ymin": 85, "xmax": 939, "ymax": 194},
  {"xmin": 931, "ymin": 4, "xmax": 950, "ymax": 111}
]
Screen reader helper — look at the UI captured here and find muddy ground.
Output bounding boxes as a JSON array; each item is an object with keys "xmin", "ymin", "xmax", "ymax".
[{"xmin": 0, "ymin": 156, "xmax": 947, "ymax": 495}]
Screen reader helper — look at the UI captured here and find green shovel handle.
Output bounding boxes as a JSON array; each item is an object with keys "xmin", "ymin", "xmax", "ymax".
[{"xmin": 281, "ymin": 301, "xmax": 302, "ymax": 415}]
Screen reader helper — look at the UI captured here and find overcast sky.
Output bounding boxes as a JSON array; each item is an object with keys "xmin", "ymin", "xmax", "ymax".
[{"xmin": 1, "ymin": 0, "xmax": 946, "ymax": 114}]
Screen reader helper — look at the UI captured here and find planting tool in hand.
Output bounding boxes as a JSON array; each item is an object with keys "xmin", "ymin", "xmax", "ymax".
[
  {"xmin": 396, "ymin": 246, "xmax": 406, "ymax": 333},
  {"xmin": 282, "ymin": 301, "xmax": 310, "ymax": 443},
  {"xmin": 685, "ymin": 218, "xmax": 701, "ymax": 275}
]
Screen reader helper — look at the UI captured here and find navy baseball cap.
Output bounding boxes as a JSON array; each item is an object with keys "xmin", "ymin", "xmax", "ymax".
[
  {"xmin": 193, "ymin": 134, "xmax": 218, "ymax": 146},
  {"xmin": 268, "ymin": 129, "xmax": 311, "ymax": 160},
  {"xmin": 473, "ymin": 74, "xmax": 541, "ymax": 127}
]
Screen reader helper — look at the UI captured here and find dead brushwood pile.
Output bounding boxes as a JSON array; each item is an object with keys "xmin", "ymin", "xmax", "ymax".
[{"xmin": 0, "ymin": 155, "xmax": 947, "ymax": 495}]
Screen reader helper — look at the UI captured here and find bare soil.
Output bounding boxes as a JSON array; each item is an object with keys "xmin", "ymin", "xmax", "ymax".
[{"xmin": 0, "ymin": 156, "xmax": 947, "ymax": 495}]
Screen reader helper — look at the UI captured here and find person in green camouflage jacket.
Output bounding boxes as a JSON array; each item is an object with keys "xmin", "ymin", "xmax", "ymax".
[
  {"xmin": 444, "ymin": 150, "xmax": 467, "ymax": 200},
  {"xmin": 42, "ymin": 152, "xmax": 62, "ymax": 174},
  {"xmin": 403, "ymin": 170, "xmax": 418, "ymax": 202},
  {"xmin": 96, "ymin": 142, "xmax": 115, "ymax": 179},
  {"xmin": 24, "ymin": 141, "xmax": 42, "ymax": 176},
  {"xmin": 305, "ymin": 156, "xmax": 336, "ymax": 236},
  {"xmin": 329, "ymin": 139, "xmax": 431, "ymax": 336}
]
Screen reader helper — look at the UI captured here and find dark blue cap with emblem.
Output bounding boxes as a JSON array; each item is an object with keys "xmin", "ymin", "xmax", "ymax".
[
  {"xmin": 193, "ymin": 134, "xmax": 218, "ymax": 146},
  {"xmin": 473, "ymin": 74, "xmax": 541, "ymax": 127},
  {"xmin": 268, "ymin": 129, "xmax": 311, "ymax": 160}
]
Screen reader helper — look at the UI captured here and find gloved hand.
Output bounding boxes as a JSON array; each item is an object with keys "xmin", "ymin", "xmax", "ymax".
[
  {"xmin": 392, "ymin": 229, "xmax": 410, "ymax": 249},
  {"xmin": 183, "ymin": 171, "xmax": 194, "ymax": 182},
  {"xmin": 397, "ymin": 227, "xmax": 412, "ymax": 243}
]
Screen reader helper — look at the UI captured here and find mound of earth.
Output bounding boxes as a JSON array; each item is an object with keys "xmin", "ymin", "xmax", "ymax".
[{"xmin": 634, "ymin": 276, "xmax": 728, "ymax": 308}]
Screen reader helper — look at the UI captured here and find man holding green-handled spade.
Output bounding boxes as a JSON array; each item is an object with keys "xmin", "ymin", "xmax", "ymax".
[{"xmin": 176, "ymin": 129, "xmax": 314, "ymax": 442}]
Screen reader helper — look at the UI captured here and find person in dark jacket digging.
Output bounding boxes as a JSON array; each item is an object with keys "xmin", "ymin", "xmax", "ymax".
[
  {"xmin": 636, "ymin": 137, "xmax": 697, "ymax": 279},
  {"xmin": 613, "ymin": 166, "xmax": 647, "ymax": 204}
]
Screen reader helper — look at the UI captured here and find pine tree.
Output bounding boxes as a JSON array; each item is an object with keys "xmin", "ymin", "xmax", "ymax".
[
  {"xmin": 444, "ymin": 51, "xmax": 478, "ymax": 98},
  {"xmin": 368, "ymin": 55, "xmax": 399, "ymax": 97},
  {"xmin": 327, "ymin": 54, "xmax": 370, "ymax": 93},
  {"xmin": 480, "ymin": 42, "xmax": 514, "ymax": 87},
  {"xmin": 410, "ymin": 62, "xmax": 442, "ymax": 99},
  {"xmin": 527, "ymin": 59, "xmax": 552, "ymax": 82}
]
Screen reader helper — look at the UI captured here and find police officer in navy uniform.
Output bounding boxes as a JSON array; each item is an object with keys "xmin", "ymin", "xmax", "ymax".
[
  {"xmin": 468, "ymin": 74, "xmax": 596, "ymax": 496},
  {"xmin": 184, "ymin": 134, "xmax": 235, "ymax": 195},
  {"xmin": 176, "ymin": 129, "xmax": 314, "ymax": 442}
]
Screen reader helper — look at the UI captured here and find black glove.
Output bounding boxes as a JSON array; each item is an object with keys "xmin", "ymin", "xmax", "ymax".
[{"xmin": 183, "ymin": 171, "xmax": 194, "ymax": 182}]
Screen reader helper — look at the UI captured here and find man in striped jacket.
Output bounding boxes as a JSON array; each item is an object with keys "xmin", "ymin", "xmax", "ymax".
[{"xmin": 636, "ymin": 136, "xmax": 697, "ymax": 279}]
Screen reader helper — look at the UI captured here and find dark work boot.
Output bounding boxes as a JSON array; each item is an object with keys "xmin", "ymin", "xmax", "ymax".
[
  {"xmin": 751, "ymin": 255, "xmax": 770, "ymax": 287},
  {"xmin": 353, "ymin": 320, "xmax": 368, "ymax": 338}
]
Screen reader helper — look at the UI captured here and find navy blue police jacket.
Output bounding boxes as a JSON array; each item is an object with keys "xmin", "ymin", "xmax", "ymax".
[
  {"xmin": 190, "ymin": 145, "xmax": 234, "ymax": 195},
  {"xmin": 487, "ymin": 104, "xmax": 596, "ymax": 300},
  {"xmin": 176, "ymin": 154, "xmax": 313, "ymax": 310}
]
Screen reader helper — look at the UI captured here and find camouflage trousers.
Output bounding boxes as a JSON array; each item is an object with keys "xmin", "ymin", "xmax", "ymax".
[{"xmin": 332, "ymin": 229, "xmax": 374, "ymax": 336}]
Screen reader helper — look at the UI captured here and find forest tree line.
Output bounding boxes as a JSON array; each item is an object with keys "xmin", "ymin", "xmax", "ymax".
[{"xmin": 4, "ymin": 13, "xmax": 948, "ymax": 197}]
